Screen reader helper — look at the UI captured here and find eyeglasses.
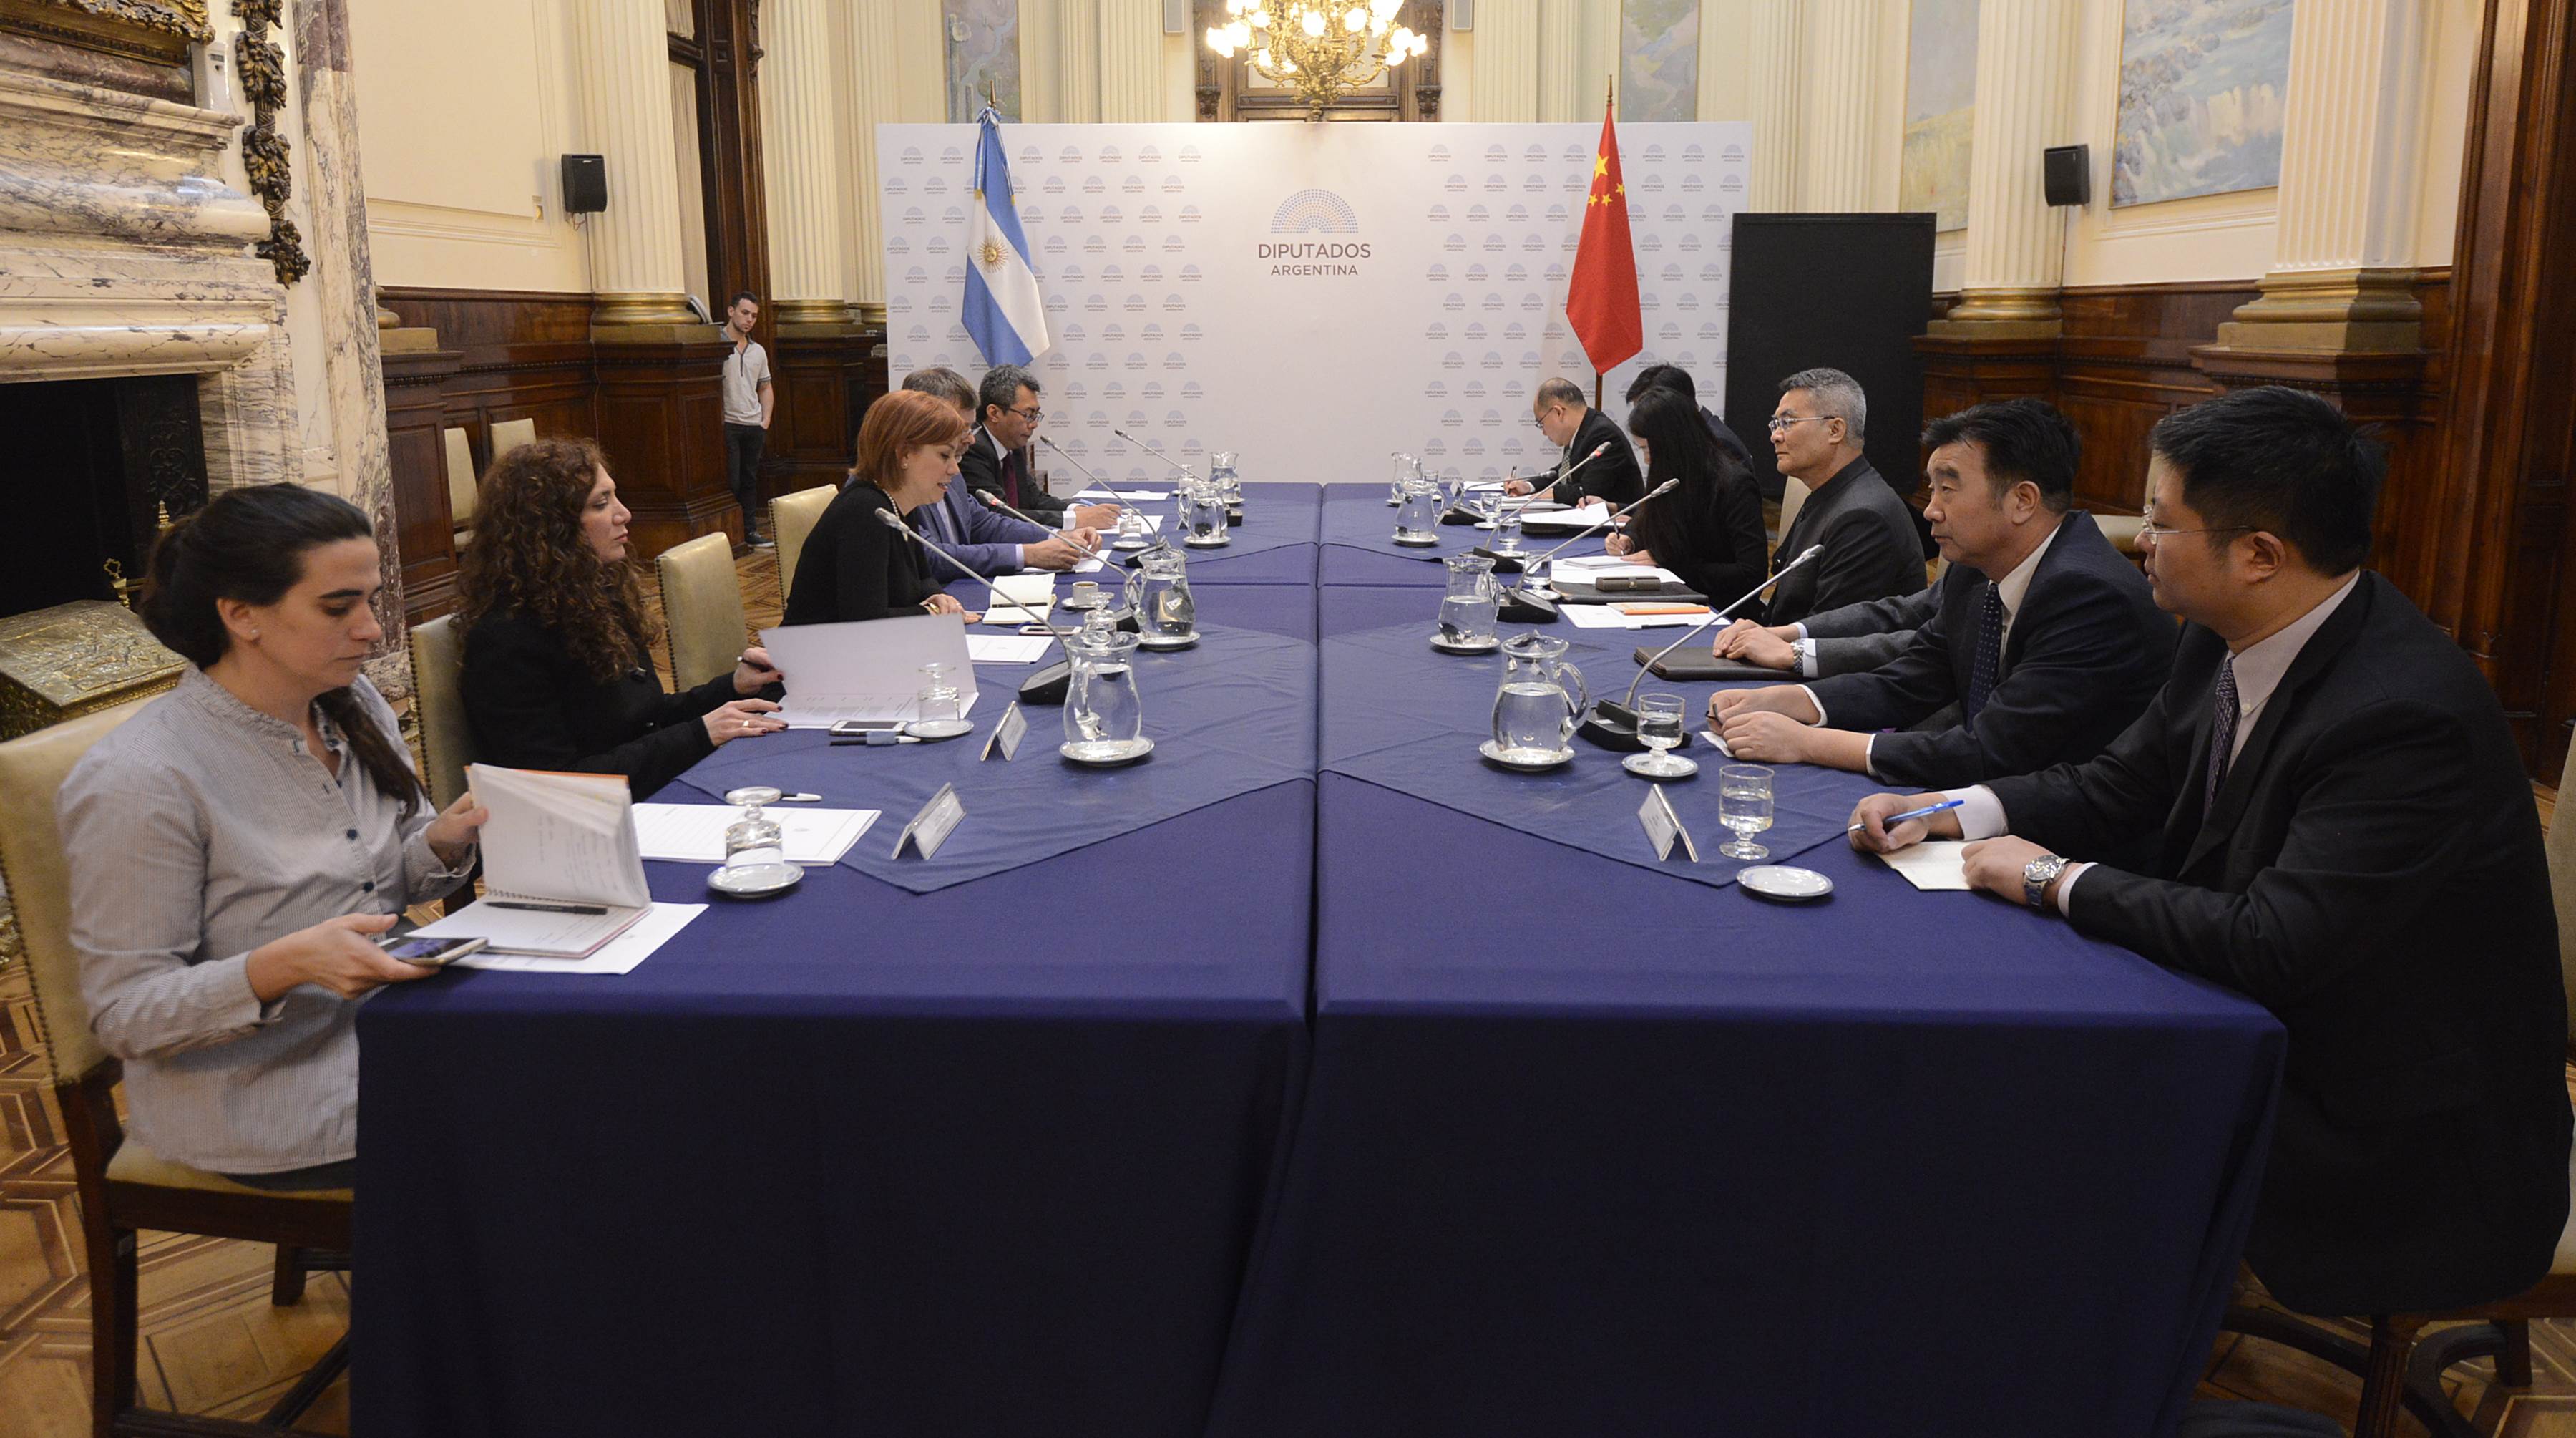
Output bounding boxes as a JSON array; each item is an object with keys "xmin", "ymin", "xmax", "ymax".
[
  {"xmin": 1007, "ymin": 406, "xmax": 1043, "ymax": 423},
  {"xmin": 1766, "ymin": 414, "xmax": 1833, "ymax": 434},
  {"xmin": 2135, "ymin": 517, "xmax": 2255, "ymax": 545}
]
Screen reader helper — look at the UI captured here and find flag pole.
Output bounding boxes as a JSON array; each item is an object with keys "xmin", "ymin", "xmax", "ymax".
[{"xmin": 1596, "ymin": 74, "xmax": 1615, "ymax": 412}]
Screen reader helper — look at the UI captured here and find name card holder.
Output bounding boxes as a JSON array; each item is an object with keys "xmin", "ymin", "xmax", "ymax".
[
  {"xmin": 1638, "ymin": 785, "xmax": 1699, "ymax": 863},
  {"xmin": 892, "ymin": 782, "xmax": 965, "ymax": 860},
  {"xmin": 981, "ymin": 701, "xmax": 1028, "ymax": 762}
]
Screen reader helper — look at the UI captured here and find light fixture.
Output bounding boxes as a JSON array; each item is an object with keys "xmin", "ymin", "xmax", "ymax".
[{"xmin": 1206, "ymin": 0, "xmax": 1429, "ymax": 119}]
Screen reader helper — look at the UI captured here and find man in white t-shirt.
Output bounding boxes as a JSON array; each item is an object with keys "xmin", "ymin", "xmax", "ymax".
[{"xmin": 720, "ymin": 291, "xmax": 774, "ymax": 547}]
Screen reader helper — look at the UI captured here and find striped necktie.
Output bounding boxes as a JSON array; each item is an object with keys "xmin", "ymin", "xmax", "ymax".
[
  {"xmin": 1963, "ymin": 584, "xmax": 2004, "ymax": 722},
  {"xmin": 2203, "ymin": 657, "xmax": 2241, "ymax": 812}
]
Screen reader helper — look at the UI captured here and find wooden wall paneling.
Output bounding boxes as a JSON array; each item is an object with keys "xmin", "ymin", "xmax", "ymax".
[
  {"xmin": 769, "ymin": 325, "xmax": 880, "ymax": 495},
  {"xmin": 378, "ymin": 287, "xmax": 602, "ymax": 468},
  {"xmin": 595, "ymin": 339, "xmax": 738, "ymax": 557},
  {"xmin": 380, "ymin": 345, "xmax": 464, "ymax": 621}
]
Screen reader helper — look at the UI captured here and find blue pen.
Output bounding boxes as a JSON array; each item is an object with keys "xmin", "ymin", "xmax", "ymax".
[{"xmin": 1845, "ymin": 797, "xmax": 1966, "ymax": 834}]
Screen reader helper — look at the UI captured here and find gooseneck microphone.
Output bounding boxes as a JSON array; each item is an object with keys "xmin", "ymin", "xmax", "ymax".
[
  {"xmin": 1110, "ymin": 427, "xmax": 1196, "ymax": 482},
  {"xmin": 1494, "ymin": 477, "xmax": 1682, "ymax": 623},
  {"xmin": 972, "ymin": 488, "xmax": 1130, "ymax": 572},
  {"xmin": 876, "ymin": 510, "xmax": 1085, "ymax": 706},
  {"xmin": 1039, "ymin": 434, "xmax": 1112, "ymax": 490},
  {"xmin": 1576, "ymin": 544, "xmax": 1825, "ymax": 751},
  {"xmin": 1516, "ymin": 442, "xmax": 1611, "ymax": 504}
]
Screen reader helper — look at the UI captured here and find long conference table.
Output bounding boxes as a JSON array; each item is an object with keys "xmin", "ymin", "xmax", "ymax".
[{"xmin": 356, "ymin": 483, "xmax": 2284, "ymax": 1437}]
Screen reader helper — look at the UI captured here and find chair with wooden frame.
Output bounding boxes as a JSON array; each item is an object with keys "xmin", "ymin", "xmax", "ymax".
[
  {"xmin": 0, "ymin": 702, "xmax": 352, "ymax": 1436},
  {"xmin": 2220, "ymin": 742, "xmax": 2576, "ymax": 1437},
  {"xmin": 769, "ymin": 482, "xmax": 836, "ymax": 603},
  {"xmin": 655, "ymin": 531, "xmax": 750, "ymax": 691}
]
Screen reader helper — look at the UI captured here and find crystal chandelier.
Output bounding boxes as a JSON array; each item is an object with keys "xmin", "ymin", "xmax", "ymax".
[{"xmin": 1205, "ymin": 0, "xmax": 1430, "ymax": 120}]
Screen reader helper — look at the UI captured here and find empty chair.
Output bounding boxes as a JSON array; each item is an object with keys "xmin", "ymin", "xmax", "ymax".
[
  {"xmin": 489, "ymin": 415, "xmax": 537, "ymax": 459},
  {"xmin": 655, "ymin": 531, "xmax": 750, "ymax": 691},
  {"xmin": 444, "ymin": 426, "xmax": 477, "ymax": 547}
]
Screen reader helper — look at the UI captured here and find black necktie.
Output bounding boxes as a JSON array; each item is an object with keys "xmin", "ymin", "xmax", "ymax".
[
  {"xmin": 1963, "ymin": 584, "xmax": 2004, "ymax": 722},
  {"xmin": 2203, "ymin": 658, "xmax": 2241, "ymax": 812}
]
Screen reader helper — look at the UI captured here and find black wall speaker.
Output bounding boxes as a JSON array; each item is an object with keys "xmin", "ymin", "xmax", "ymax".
[
  {"xmin": 560, "ymin": 154, "xmax": 608, "ymax": 215},
  {"xmin": 2042, "ymin": 145, "xmax": 2090, "ymax": 208}
]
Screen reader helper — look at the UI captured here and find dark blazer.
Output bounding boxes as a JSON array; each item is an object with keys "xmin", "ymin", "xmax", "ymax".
[
  {"xmin": 1989, "ymin": 572, "xmax": 2572, "ymax": 1316},
  {"xmin": 1801, "ymin": 583, "xmax": 1940, "ymax": 676},
  {"xmin": 957, "ymin": 427, "xmax": 1069, "ymax": 522},
  {"xmin": 1626, "ymin": 454, "xmax": 1768, "ymax": 611},
  {"xmin": 783, "ymin": 482, "xmax": 940, "ymax": 626},
  {"xmin": 1699, "ymin": 404, "xmax": 1756, "ymax": 470},
  {"xmin": 1531, "ymin": 407, "xmax": 1644, "ymax": 510},
  {"xmin": 1807, "ymin": 512, "xmax": 2172, "ymax": 789},
  {"xmin": 461, "ymin": 608, "xmax": 735, "ymax": 800},
  {"xmin": 1765, "ymin": 457, "xmax": 1923, "ymax": 628}
]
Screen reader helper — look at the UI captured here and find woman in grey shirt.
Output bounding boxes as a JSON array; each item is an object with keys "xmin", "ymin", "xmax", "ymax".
[{"xmin": 58, "ymin": 485, "xmax": 487, "ymax": 1189}]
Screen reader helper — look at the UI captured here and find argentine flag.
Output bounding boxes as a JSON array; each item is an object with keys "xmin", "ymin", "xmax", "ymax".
[{"xmin": 961, "ymin": 107, "xmax": 1048, "ymax": 366}]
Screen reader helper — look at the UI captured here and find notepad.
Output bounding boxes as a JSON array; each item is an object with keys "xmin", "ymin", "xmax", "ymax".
[
  {"xmin": 411, "ymin": 765, "xmax": 653, "ymax": 958},
  {"xmin": 1880, "ymin": 841, "xmax": 1973, "ymax": 891},
  {"xmin": 985, "ymin": 573, "xmax": 1056, "ymax": 625},
  {"xmin": 1521, "ymin": 502, "xmax": 1614, "ymax": 533}
]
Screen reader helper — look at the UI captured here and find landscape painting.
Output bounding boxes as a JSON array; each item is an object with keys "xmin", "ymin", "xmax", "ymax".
[
  {"xmin": 1621, "ymin": 0, "xmax": 1702, "ymax": 124},
  {"xmin": 1900, "ymin": 0, "xmax": 1979, "ymax": 231},
  {"xmin": 2112, "ymin": 0, "xmax": 2295, "ymax": 207}
]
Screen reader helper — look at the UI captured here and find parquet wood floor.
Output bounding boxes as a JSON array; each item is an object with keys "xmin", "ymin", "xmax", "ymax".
[{"xmin": 1, "ymin": 546, "xmax": 2566, "ymax": 1434}]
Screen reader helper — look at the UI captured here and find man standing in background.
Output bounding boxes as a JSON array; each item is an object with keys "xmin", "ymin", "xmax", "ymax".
[{"xmin": 721, "ymin": 291, "xmax": 775, "ymax": 548}]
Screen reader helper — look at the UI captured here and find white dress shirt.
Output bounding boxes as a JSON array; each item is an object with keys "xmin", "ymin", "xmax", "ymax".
[
  {"xmin": 1948, "ymin": 572, "xmax": 2361, "ymax": 913},
  {"xmin": 1805, "ymin": 516, "xmax": 2064, "ymax": 779}
]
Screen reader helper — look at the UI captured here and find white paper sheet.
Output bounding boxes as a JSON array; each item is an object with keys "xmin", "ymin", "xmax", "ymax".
[
  {"xmin": 758, "ymin": 612, "xmax": 978, "ymax": 727},
  {"xmin": 1073, "ymin": 488, "xmax": 1171, "ymax": 501},
  {"xmin": 447, "ymin": 902, "xmax": 705, "ymax": 976},
  {"xmin": 466, "ymin": 764, "xmax": 650, "ymax": 909},
  {"xmin": 965, "ymin": 633, "xmax": 1055, "ymax": 664},
  {"xmin": 1880, "ymin": 841, "xmax": 1974, "ymax": 891},
  {"xmin": 631, "ymin": 805, "xmax": 879, "ymax": 864},
  {"xmin": 1697, "ymin": 727, "xmax": 1735, "ymax": 758},
  {"xmin": 1552, "ymin": 555, "xmax": 1688, "ymax": 588},
  {"xmin": 1563, "ymin": 605, "xmax": 1713, "ymax": 630},
  {"xmin": 1521, "ymin": 502, "xmax": 1614, "ymax": 533}
]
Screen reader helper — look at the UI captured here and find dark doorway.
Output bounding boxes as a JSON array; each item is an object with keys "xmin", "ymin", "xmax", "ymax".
[{"xmin": 0, "ymin": 375, "xmax": 206, "ymax": 618}]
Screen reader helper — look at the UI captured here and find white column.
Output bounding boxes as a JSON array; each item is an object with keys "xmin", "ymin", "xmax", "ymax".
[
  {"xmin": 1931, "ymin": 0, "xmax": 2080, "ymax": 336},
  {"xmin": 1797, "ymin": 0, "xmax": 1880, "ymax": 212},
  {"xmin": 1745, "ymin": 1, "xmax": 1800, "ymax": 210},
  {"xmin": 2216, "ymin": 0, "xmax": 2429, "ymax": 350},
  {"xmin": 1097, "ymin": 0, "xmax": 1162, "ymax": 122},
  {"xmin": 1058, "ymin": 0, "xmax": 1102, "ymax": 122},
  {"xmin": 1536, "ymin": 0, "xmax": 1581, "ymax": 121},
  {"xmin": 570, "ymin": 0, "xmax": 692, "ymax": 326},
  {"xmin": 761, "ymin": 0, "xmax": 853, "ymax": 324},
  {"xmin": 1467, "ymin": 0, "xmax": 1538, "ymax": 123}
]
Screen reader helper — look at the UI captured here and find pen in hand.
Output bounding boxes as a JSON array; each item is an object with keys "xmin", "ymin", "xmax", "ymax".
[{"xmin": 1846, "ymin": 797, "xmax": 1966, "ymax": 835}]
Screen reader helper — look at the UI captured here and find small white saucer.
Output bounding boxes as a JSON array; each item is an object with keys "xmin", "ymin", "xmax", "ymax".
[
  {"xmin": 1621, "ymin": 752, "xmax": 1699, "ymax": 779},
  {"xmin": 707, "ymin": 860, "xmax": 804, "ymax": 898},
  {"xmin": 1738, "ymin": 865, "xmax": 1833, "ymax": 901},
  {"xmin": 1061, "ymin": 736, "xmax": 1156, "ymax": 766},
  {"xmin": 1136, "ymin": 631, "xmax": 1199, "ymax": 651},
  {"xmin": 1430, "ymin": 633, "xmax": 1501, "ymax": 654},
  {"xmin": 1479, "ymin": 739, "xmax": 1574, "ymax": 772},
  {"xmin": 1390, "ymin": 533, "xmax": 1441, "ymax": 548},
  {"xmin": 1183, "ymin": 535, "xmax": 1231, "ymax": 548},
  {"xmin": 905, "ymin": 719, "xmax": 975, "ymax": 741}
]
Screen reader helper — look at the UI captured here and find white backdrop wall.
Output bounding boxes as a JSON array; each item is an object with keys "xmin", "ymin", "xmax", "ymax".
[{"xmin": 878, "ymin": 122, "xmax": 1752, "ymax": 487}]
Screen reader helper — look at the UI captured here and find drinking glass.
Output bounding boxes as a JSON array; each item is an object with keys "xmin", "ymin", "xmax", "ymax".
[
  {"xmin": 1113, "ymin": 507, "xmax": 1151, "ymax": 550},
  {"xmin": 907, "ymin": 661, "xmax": 969, "ymax": 738},
  {"xmin": 1717, "ymin": 764, "xmax": 1775, "ymax": 860},
  {"xmin": 1388, "ymin": 451, "xmax": 1415, "ymax": 505},
  {"xmin": 716, "ymin": 785, "xmax": 803, "ymax": 890},
  {"xmin": 1622, "ymin": 692, "xmax": 1699, "ymax": 779},
  {"xmin": 1488, "ymin": 500, "xmax": 1523, "ymax": 555}
]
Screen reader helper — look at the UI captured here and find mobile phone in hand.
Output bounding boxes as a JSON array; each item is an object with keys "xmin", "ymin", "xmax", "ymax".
[{"xmin": 376, "ymin": 933, "xmax": 486, "ymax": 967}]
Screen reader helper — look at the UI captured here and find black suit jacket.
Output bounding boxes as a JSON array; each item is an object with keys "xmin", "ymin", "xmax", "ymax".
[
  {"xmin": 1531, "ymin": 408, "xmax": 1644, "ymax": 509},
  {"xmin": 461, "ymin": 608, "xmax": 733, "ymax": 800},
  {"xmin": 1627, "ymin": 456, "xmax": 1768, "ymax": 611},
  {"xmin": 782, "ymin": 482, "xmax": 941, "ymax": 626},
  {"xmin": 1989, "ymin": 572, "xmax": 2572, "ymax": 1315},
  {"xmin": 1806, "ymin": 512, "xmax": 2172, "ymax": 789},
  {"xmin": 1699, "ymin": 405, "xmax": 1755, "ymax": 470},
  {"xmin": 957, "ymin": 427, "xmax": 1069, "ymax": 521},
  {"xmin": 1800, "ymin": 583, "xmax": 1941, "ymax": 676},
  {"xmin": 1765, "ymin": 457, "xmax": 1923, "ymax": 628}
]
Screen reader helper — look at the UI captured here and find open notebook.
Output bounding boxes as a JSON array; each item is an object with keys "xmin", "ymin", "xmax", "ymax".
[{"xmin": 411, "ymin": 765, "xmax": 653, "ymax": 958}]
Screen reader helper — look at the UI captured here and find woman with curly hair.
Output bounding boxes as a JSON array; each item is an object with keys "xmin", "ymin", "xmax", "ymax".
[
  {"xmin": 782, "ymin": 388, "xmax": 977, "ymax": 626},
  {"xmin": 459, "ymin": 437, "xmax": 785, "ymax": 800}
]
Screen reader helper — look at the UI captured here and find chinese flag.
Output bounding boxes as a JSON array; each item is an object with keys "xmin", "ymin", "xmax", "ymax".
[{"xmin": 1566, "ymin": 101, "xmax": 1643, "ymax": 374}]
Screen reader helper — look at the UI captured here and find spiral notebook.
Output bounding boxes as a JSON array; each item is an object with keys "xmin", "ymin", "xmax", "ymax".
[{"xmin": 411, "ymin": 765, "xmax": 652, "ymax": 958}]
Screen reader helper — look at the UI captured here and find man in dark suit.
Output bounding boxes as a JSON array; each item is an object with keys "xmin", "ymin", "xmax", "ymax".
[
  {"xmin": 1761, "ymin": 366, "xmax": 1925, "ymax": 627},
  {"xmin": 1850, "ymin": 386, "xmax": 2572, "ymax": 1318},
  {"xmin": 899, "ymin": 366, "xmax": 1101, "ymax": 582},
  {"xmin": 1709, "ymin": 585, "xmax": 1939, "ymax": 677},
  {"xmin": 957, "ymin": 364, "xmax": 1120, "ymax": 530},
  {"xmin": 1712, "ymin": 399, "xmax": 2172, "ymax": 790},
  {"xmin": 1624, "ymin": 363, "xmax": 1755, "ymax": 470},
  {"xmin": 1502, "ymin": 376, "xmax": 1644, "ymax": 508}
]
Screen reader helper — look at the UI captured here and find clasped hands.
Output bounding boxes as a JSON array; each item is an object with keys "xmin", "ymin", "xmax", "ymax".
[
  {"xmin": 1844, "ymin": 792, "xmax": 2062, "ymax": 908},
  {"xmin": 1705, "ymin": 685, "xmax": 1825, "ymax": 764},
  {"xmin": 1709, "ymin": 618, "xmax": 1801, "ymax": 670}
]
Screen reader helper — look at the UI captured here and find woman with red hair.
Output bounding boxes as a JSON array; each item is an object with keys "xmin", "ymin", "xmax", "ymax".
[{"xmin": 784, "ymin": 389, "xmax": 982, "ymax": 626}]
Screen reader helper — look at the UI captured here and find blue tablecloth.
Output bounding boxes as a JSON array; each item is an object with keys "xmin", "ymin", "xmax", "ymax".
[
  {"xmin": 1179, "ymin": 482, "xmax": 1320, "ymax": 586},
  {"xmin": 673, "ymin": 622, "xmax": 1316, "ymax": 894},
  {"xmin": 1202, "ymin": 774, "xmax": 2285, "ymax": 1438},
  {"xmin": 1318, "ymin": 486, "xmax": 1607, "ymax": 586},
  {"xmin": 353, "ymin": 583, "xmax": 1327, "ymax": 1438}
]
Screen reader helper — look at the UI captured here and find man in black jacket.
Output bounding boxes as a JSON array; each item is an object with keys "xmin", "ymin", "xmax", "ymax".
[
  {"xmin": 1712, "ymin": 399, "xmax": 2172, "ymax": 790},
  {"xmin": 1502, "ymin": 376, "xmax": 1643, "ymax": 508},
  {"xmin": 956, "ymin": 364, "xmax": 1119, "ymax": 530},
  {"xmin": 1624, "ymin": 363, "xmax": 1755, "ymax": 470},
  {"xmin": 1710, "ymin": 585, "xmax": 1938, "ymax": 677},
  {"xmin": 1850, "ymin": 386, "xmax": 2572, "ymax": 1318},
  {"xmin": 1760, "ymin": 367, "xmax": 1924, "ymax": 626}
]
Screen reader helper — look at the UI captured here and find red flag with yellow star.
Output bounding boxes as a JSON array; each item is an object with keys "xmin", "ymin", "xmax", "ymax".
[{"xmin": 1566, "ymin": 99, "xmax": 1643, "ymax": 374}]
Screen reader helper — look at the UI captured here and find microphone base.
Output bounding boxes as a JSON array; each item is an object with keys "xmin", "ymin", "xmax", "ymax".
[
  {"xmin": 1470, "ymin": 547, "xmax": 1526, "ymax": 575},
  {"xmin": 1018, "ymin": 661, "xmax": 1072, "ymax": 706},
  {"xmin": 1497, "ymin": 586, "xmax": 1558, "ymax": 624},
  {"xmin": 1226, "ymin": 505, "xmax": 1244, "ymax": 525},
  {"xmin": 1577, "ymin": 701, "xmax": 1648, "ymax": 752}
]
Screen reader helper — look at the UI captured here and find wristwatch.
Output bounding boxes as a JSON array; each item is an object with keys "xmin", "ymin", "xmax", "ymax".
[
  {"xmin": 1787, "ymin": 638, "xmax": 1810, "ymax": 674},
  {"xmin": 2022, "ymin": 853, "xmax": 2070, "ymax": 911}
]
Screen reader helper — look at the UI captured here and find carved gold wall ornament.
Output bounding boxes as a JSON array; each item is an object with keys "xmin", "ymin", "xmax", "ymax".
[
  {"xmin": 228, "ymin": 0, "xmax": 306, "ymax": 286},
  {"xmin": 21, "ymin": 0, "xmax": 209, "ymax": 42}
]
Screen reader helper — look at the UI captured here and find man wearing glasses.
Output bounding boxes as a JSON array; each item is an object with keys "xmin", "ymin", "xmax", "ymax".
[
  {"xmin": 1501, "ymin": 376, "xmax": 1644, "ymax": 508},
  {"xmin": 959, "ymin": 364, "xmax": 1121, "ymax": 530},
  {"xmin": 1760, "ymin": 366, "xmax": 1925, "ymax": 628},
  {"xmin": 1850, "ymin": 386, "xmax": 2571, "ymax": 1328}
]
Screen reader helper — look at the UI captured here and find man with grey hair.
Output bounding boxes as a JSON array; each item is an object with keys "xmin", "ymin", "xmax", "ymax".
[
  {"xmin": 958, "ymin": 364, "xmax": 1120, "ymax": 530},
  {"xmin": 1760, "ymin": 366, "xmax": 1923, "ymax": 628},
  {"xmin": 1501, "ymin": 376, "xmax": 1644, "ymax": 508}
]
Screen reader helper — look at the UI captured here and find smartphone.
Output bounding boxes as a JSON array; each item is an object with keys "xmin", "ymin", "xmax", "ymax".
[
  {"xmin": 829, "ymin": 719, "xmax": 905, "ymax": 737},
  {"xmin": 377, "ymin": 933, "xmax": 486, "ymax": 967}
]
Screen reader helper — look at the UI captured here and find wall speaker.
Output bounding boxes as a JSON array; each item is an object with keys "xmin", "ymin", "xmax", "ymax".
[
  {"xmin": 2042, "ymin": 145, "xmax": 2089, "ymax": 208},
  {"xmin": 560, "ymin": 154, "xmax": 607, "ymax": 215},
  {"xmin": 1453, "ymin": 0, "xmax": 1473, "ymax": 29},
  {"xmin": 1165, "ymin": 0, "xmax": 1189, "ymax": 34}
]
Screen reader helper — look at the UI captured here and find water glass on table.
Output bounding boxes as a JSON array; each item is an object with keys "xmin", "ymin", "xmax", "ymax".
[
  {"xmin": 1717, "ymin": 763, "xmax": 1775, "ymax": 860},
  {"xmin": 1621, "ymin": 692, "xmax": 1699, "ymax": 779}
]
